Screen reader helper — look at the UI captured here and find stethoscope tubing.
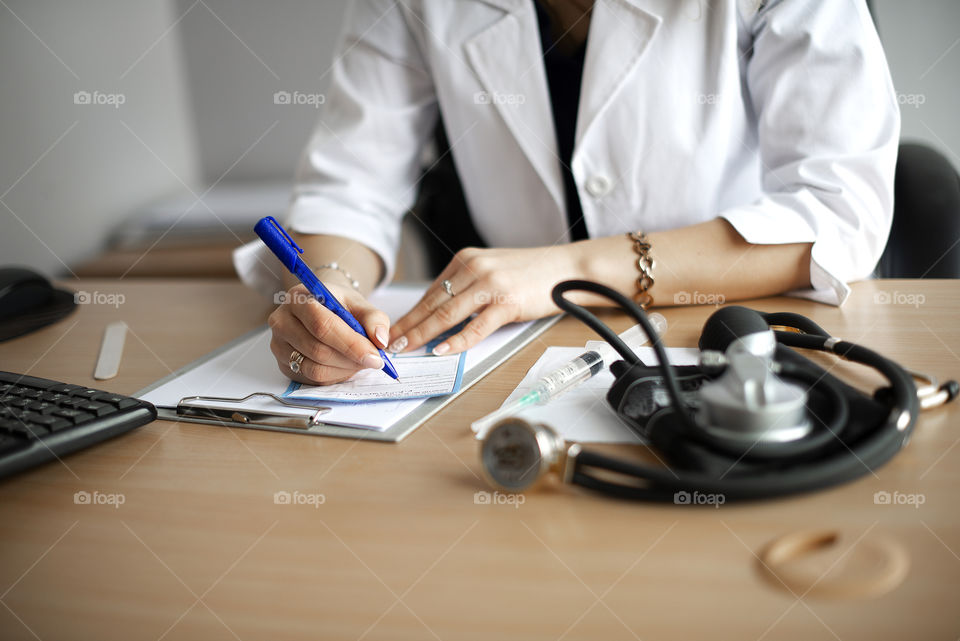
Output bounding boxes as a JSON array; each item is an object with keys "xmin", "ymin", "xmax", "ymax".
[{"xmin": 551, "ymin": 281, "xmax": 920, "ymax": 503}]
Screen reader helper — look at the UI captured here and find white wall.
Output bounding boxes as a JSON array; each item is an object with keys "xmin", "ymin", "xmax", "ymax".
[
  {"xmin": 175, "ymin": 0, "xmax": 351, "ymax": 182},
  {"xmin": 0, "ymin": 0, "xmax": 200, "ymax": 276},
  {"xmin": 873, "ymin": 0, "xmax": 960, "ymax": 170}
]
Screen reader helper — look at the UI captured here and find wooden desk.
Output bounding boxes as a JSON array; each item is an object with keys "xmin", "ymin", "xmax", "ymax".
[{"xmin": 0, "ymin": 279, "xmax": 958, "ymax": 641}]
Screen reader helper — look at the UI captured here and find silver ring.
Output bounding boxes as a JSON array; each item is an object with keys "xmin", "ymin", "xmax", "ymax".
[
  {"xmin": 441, "ymin": 279, "xmax": 455, "ymax": 297},
  {"xmin": 289, "ymin": 350, "xmax": 305, "ymax": 373}
]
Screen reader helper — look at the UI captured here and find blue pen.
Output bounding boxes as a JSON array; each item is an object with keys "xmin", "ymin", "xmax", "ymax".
[{"xmin": 254, "ymin": 216, "xmax": 399, "ymax": 381}]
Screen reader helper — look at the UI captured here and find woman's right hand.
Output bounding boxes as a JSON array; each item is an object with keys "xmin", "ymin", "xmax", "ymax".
[{"xmin": 267, "ymin": 283, "xmax": 391, "ymax": 385}]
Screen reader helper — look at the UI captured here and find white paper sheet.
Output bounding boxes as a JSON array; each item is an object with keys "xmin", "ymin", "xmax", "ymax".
[{"xmin": 483, "ymin": 346, "xmax": 701, "ymax": 444}]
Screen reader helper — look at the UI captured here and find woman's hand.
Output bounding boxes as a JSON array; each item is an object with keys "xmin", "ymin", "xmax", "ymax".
[
  {"xmin": 388, "ymin": 245, "xmax": 581, "ymax": 355},
  {"xmin": 267, "ymin": 283, "xmax": 391, "ymax": 385}
]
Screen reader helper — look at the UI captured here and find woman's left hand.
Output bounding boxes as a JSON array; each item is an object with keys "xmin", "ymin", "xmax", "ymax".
[{"xmin": 388, "ymin": 245, "xmax": 581, "ymax": 355}]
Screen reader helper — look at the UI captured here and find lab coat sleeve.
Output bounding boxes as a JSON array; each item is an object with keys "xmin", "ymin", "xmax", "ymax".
[
  {"xmin": 719, "ymin": 0, "xmax": 900, "ymax": 305},
  {"xmin": 234, "ymin": 0, "xmax": 438, "ymax": 298}
]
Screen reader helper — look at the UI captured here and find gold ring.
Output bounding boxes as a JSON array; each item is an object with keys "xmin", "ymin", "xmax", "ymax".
[{"xmin": 289, "ymin": 349, "xmax": 305, "ymax": 373}]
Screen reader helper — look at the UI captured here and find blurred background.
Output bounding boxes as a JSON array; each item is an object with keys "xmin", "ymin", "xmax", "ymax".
[{"xmin": 0, "ymin": 0, "xmax": 958, "ymax": 281}]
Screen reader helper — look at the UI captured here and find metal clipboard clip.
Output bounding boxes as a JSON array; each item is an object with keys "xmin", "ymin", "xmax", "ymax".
[{"xmin": 177, "ymin": 393, "xmax": 331, "ymax": 429}]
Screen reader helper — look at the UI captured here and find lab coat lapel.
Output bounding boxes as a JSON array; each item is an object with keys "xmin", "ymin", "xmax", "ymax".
[
  {"xmin": 464, "ymin": 0, "xmax": 565, "ymax": 214},
  {"xmin": 575, "ymin": 0, "xmax": 662, "ymax": 149}
]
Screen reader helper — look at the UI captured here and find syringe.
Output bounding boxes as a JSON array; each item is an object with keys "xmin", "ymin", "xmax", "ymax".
[{"xmin": 471, "ymin": 314, "xmax": 667, "ymax": 436}]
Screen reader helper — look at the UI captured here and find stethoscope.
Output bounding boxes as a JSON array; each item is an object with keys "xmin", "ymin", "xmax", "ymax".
[{"xmin": 480, "ymin": 280, "xmax": 958, "ymax": 502}]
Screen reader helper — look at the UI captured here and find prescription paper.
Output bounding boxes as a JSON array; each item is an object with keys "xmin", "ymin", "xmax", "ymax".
[{"xmin": 285, "ymin": 353, "xmax": 466, "ymax": 403}]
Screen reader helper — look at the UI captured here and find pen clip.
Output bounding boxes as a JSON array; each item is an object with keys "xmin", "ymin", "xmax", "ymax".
[{"xmin": 264, "ymin": 216, "xmax": 303, "ymax": 254}]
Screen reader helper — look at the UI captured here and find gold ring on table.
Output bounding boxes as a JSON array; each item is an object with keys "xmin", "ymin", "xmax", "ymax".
[
  {"xmin": 289, "ymin": 349, "xmax": 305, "ymax": 374},
  {"xmin": 441, "ymin": 279, "xmax": 456, "ymax": 297}
]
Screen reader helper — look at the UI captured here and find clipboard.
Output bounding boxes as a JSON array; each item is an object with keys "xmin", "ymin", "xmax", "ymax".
[
  {"xmin": 176, "ymin": 392, "xmax": 331, "ymax": 428},
  {"xmin": 136, "ymin": 314, "xmax": 561, "ymax": 442}
]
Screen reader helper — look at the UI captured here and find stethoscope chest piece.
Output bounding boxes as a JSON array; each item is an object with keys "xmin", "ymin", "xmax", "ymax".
[{"xmin": 481, "ymin": 418, "xmax": 575, "ymax": 492}]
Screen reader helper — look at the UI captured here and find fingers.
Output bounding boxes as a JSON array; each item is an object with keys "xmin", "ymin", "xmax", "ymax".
[
  {"xmin": 386, "ymin": 247, "xmax": 528, "ymax": 355},
  {"xmin": 285, "ymin": 285, "xmax": 385, "ymax": 370},
  {"xmin": 268, "ymin": 284, "xmax": 389, "ymax": 384},
  {"xmin": 270, "ymin": 336, "xmax": 357, "ymax": 385},
  {"xmin": 389, "ymin": 283, "xmax": 458, "ymax": 349},
  {"xmin": 391, "ymin": 281, "xmax": 479, "ymax": 353},
  {"xmin": 389, "ymin": 249, "xmax": 480, "ymax": 350},
  {"xmin": 348, "ymin": 294, "xmax": 391, "ymax": 349},
  {"xmin": 269, "ymin": 307, "xmax": 358, "ymax": 370},
  {"xmin": 429, "ymin": 300, "xmax": 513, "ymax": 355},
  {"xmin": 389, "ymin": 277, "xmax": 479, "ymax": 352}
]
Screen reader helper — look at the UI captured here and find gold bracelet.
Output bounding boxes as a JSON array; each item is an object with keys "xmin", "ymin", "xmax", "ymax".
[{"xmin": 627, "ymin": 231, "xmax": 655, "ymax": 309}]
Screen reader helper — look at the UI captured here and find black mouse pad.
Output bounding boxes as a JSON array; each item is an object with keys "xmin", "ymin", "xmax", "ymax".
[{"xmin": 0, "ymin": 287, "xmax": 77, "ymax": 342}]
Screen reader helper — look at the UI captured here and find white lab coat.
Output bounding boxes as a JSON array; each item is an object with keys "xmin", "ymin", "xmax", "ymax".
[{"xmin": 235, "ymin": 0, "xmax": 900, "ymax": 306}]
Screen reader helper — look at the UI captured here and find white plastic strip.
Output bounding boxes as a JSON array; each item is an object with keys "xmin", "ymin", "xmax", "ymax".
[{"xmin": 94, "ymin": 321, "xmax": 127, "ymax": 380}]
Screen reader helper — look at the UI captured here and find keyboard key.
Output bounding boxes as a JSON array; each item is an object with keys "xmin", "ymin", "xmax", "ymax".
[
  {"xmin": 19, "ymin": 413, "xmax": 71, "ymax": 432},
  {"xmin": 90, "ymin": 392, "xmax": 121, "ymax": 404},
  {"xmin": 91, "ymin": 392, "xmax": 138, "ymax": 409},
  {"xmin": 52, "ymin": 409, "xmax": 95, "ymax": 425},
  {"xmin": 40, "ymin": 392, "xmax": 69, "ymax": 403},
  {"xmin": 75, "ymin": 401, "xmax": 117, "ymax": 417},
  {"xmin": 14, "ymin": 377, "xmax": 54, "ymax": 390},
  {"xmin": 70, "ymin": 388, "xmax": 103, "ymax": 400},
  {"xmin": 47, "ymin": 383, "xmax": 85, "ymax": 394},
  {"xmin": 46, "ymin": 418, "xmax": 77, "ymax": 432},
  {"xmin": 26, "ymin": 402, "xmax": 60, "ymax": 415},
  {"xmin": 0, "ymin": 418, "xmax": 25, "ymax": 434},
  {"xmin": 9, "ymin": 421, "xmax": 50, "ymax": 439}
]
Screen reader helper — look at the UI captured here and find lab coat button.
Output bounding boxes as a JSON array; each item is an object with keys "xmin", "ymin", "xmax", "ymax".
[{"xmin": 585, "ymin": 175, "xmax": 612, "ymax": 197}]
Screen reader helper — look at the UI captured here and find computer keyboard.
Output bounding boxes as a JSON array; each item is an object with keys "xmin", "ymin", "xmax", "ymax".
[{"xmin": 0, "ymin": 371, "xmax": 156, "ymax": 479}]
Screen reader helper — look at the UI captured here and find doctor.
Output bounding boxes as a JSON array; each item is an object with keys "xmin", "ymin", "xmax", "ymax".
[{"xmin": 235, "ymin": 0, "xmax": 900, "ymax": 385}]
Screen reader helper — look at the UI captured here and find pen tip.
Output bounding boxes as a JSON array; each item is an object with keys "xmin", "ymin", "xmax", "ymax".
[{"xmin": 381, "ymin": 358, "xmax": 400, "ymax": 381}]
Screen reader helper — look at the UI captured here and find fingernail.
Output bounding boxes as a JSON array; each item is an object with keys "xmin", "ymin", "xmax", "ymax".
[
  {"xmin": 361, "ymin": 353, "xmax": 384, "ymax": 370},
  {"xmin": 389, "ymin": 336, "xmax": 408, "ymax": 352},
  {"xmin": 374, "ymin": 326, "xmax": 389, "ymax": 348},
  {"xmin": 432, "ymin": 342, "xmax": 450, "ymax": 356}
]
